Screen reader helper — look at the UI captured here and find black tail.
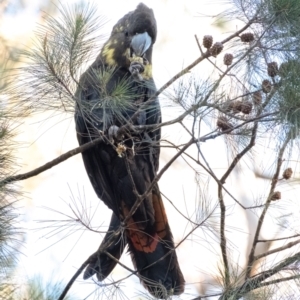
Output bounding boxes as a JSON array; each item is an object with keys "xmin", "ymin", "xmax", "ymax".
[
  {"xmin": 125, "ymin": 188, "xmax": 185, "ymax": 298},
  {"xmin": 128, "ymin": 225, "xmax": 184, "ymax": 298},
  {"xmin": 84, "ymin": 188, "xmax": 185, "ymax": 298},
  {"xmin": 83, "ymin": 213, "xmax": 126, "ymax": 281}
]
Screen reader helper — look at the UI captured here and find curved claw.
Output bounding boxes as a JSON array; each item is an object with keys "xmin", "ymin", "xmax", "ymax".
[
  {"xmin": 108, "ymin": 125, "xmax": 121, "ymax": 143},
  {"xmin": 129, "ymin": 61, "xmax": 145, "ymax": 81}
]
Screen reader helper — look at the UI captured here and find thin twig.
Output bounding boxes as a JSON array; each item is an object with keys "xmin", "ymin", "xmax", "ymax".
[
  {"xmin": 217, "ymin": 105, "xmax": 259, "ymax": 287},
  {"xmin": 194, "ymin": 35, "xmax": 204, "ymax": 55},
  {"xmin": 245, "ymin": 131, "xmax": 292, "ymax": 279},
  {"xmin": 220, "ymin": 251, "xmax": 300, "ymax": 299},
  {"xmin": 58, "ymin": 252, "xmax": 97, "ymax": 300},
  {"xmin": 257, "ymin": 234, "xmax": 300, "ymax": 242},
  {"xmin": 254, "ymin": 238, "xmax": 300, "ymax": 261},
  {"xmin": 123, "ymin": 138, "xmax": 195, "ymax": 224},
  {"xmin": 254, "ymin": 274, "xmax": 300, "ymax": 289}
]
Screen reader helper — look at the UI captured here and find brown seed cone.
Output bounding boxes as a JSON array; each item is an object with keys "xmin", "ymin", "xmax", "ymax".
[
  {"xmin": 232, "ymin": 100, "xmax": 243, "ymax": 114},
  {"xmin": 252, "ymin": 91, "xmax": 262, "ymax": 105},
  {"xmin": 224, "ymin": 53, "xmax": 233, "ymax": 66},
  {"xmin": 262, "ymin": 79, "xmax": 272, "ymax": 93},
  {"xmin": 283, "ymin": 168, "xmax": 293, "ymax": 180},
  {"xmin": 203, "ymin": 35, "xmax": 213, "ymax": 49},
  {"xmin": 217, "ymin": 116, "xmax": 233, "ymax": 132},
  {"xmin": 271, "ymin": 191, "xmax": 281, "ymax": 201},
  {"xmin": 210, "ymin": 42, "xmax": 224, "ymax": 57},
  {"xmin": 267, "ymin": 62, "xmax": 279, "ymax": 77},
  {"xmin": 240, "ymin": 101, "xmax": 253, "ymax": 114},
  {"xmin": 240, "ymin": 32, "xmax": 255, "ymax": 43}
]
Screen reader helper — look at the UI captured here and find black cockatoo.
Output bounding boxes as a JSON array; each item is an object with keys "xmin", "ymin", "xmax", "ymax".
[{"xmin": 75, "ymin": 3, "xmax": 184, "ymax": 298}]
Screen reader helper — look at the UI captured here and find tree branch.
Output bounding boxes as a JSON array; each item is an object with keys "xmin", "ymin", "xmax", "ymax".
[
  {"xmin": 257, "ymin": 234, "xmax": 300, "ymax": 243},
  {"xmin": 254, "ymin": 239, "xmax": 300, "ymax": 261},
  {"xmin": 220, "ymin": 251, "xmax": 300, "ymax": 299},
  {"xmin": 246, "ymin": 132, "xmax": 292, "ymax": 279},
  {"xmin": 0, "ymin": 136, "xmax": 103, "ymax": 186}
]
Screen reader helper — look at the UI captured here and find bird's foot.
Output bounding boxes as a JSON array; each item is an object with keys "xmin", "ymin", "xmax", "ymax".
[
  {"xmin": 108, "ymin": 125, "xmax": 124, "ymax": 143},
  {"xmin": 129, "ymin": 61, "xmax": 145, "ymax": 81}
]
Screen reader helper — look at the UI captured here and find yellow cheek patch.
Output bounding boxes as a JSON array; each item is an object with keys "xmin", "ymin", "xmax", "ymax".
[
  {"xmin": 143, "ymin": 64, "xmax": 152, "ymax": 80},
  {"xmin": 102, "ymin": 42, "xmax": 116, "ymax": 66}
]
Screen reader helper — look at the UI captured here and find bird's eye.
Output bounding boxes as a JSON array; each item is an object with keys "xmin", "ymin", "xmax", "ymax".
[{"xmin": 125, "ymin": 31, "xmax": 129, "ymax": 37}]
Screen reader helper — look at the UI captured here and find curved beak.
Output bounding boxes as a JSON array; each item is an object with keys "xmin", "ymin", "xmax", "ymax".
[{"xmin": 130, "ymin": 32, "xmax": 152, "ymax": 57}]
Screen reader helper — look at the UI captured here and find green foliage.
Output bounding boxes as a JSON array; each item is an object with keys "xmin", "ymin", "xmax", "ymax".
[
  {"xmin": 77, "ymin": 66, "xmax": 139, "ymax": 132},
  {"xmin": 268, "ymin": 0, "xmax": 300, "ymax": 36},
  {"xmin": 9, "ymin": 3, "xmax": 107, "ymax": 113},
  {"xmin": 0, "ymin": 117, "xmax": 21, "ymax": 300},
  {"xmin": 0, "ymin": 111, "xmax": 20, "ymax": 287},
  {"xmin": 277, "ymin": 59, "xmax": 300, "ymax": 129},
  {"xmin": 1, "ymin": 276, "xmax": 76, "ymax": 300}
]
